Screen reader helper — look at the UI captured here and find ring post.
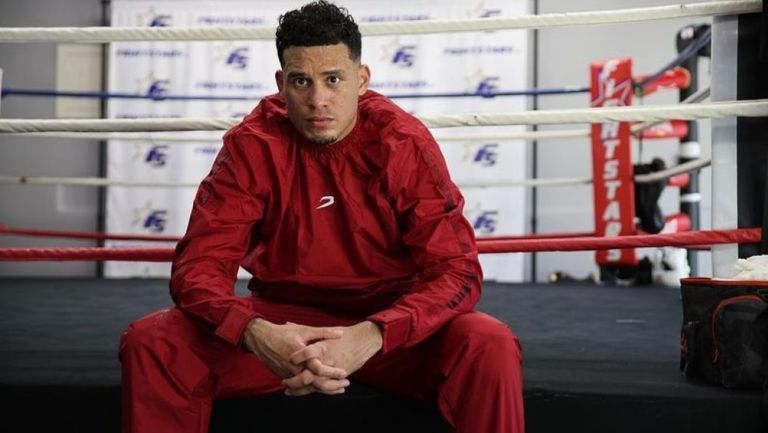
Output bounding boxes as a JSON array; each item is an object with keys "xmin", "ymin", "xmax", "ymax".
[{"xmin": 676, "ymin": 23, "xmax": 710, "ymax": 276}]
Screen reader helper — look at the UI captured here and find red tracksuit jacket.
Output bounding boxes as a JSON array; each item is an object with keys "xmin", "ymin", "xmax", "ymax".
[{"xmin": 170, "ymin": 90, "xmax": 482, "ymax": 353}]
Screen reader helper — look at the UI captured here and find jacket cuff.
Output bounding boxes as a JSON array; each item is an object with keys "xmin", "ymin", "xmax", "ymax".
[
  {"xmin": 367, "ymin": 308, "xmax": 412, "ymax": 353},
  {"xmin": 214, "ymin": 304, "xmax": 260, "ymax": 347}
]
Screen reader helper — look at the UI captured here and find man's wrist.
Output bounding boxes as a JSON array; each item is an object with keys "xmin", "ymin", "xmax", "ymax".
[
  {"xmin": 359, "ymin": 320, "xmax": 383, "ymax": 353},
  {"xmin": 243, "ymin": 317, "xmax": 269, "ymax": 352}
]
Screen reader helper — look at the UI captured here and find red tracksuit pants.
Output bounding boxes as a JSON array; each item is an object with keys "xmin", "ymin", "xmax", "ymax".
[{"xmin": 119, "ymin": 297, "xmax": 524, "ymax": 433}]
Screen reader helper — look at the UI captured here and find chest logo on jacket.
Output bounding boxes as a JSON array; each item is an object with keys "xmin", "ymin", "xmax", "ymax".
[{"xmin": 315, "ymin": 196, "xmax": 336, "ymax": 210}]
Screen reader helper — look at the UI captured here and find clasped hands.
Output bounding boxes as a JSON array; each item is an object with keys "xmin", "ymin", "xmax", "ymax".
[{"xmin": 243, "ymin": 318, "xmax": 383, "ymax": 396}]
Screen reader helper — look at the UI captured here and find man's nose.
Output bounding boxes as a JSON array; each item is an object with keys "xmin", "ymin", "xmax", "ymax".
[{"xmin": 307, "ymin": 84, "xmax": 330, "ymax": 108}]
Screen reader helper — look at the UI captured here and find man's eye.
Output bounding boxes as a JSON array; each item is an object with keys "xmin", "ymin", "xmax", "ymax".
[
  {"xmin": 328, "ymin": 76, "xmax": 341, "ymax": 85},
  {"xmin": 293, "ymin": 77, "xmax": 309, "ymax": 87}
]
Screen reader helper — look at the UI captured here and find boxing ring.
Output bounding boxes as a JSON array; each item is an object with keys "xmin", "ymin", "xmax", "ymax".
[
  {"xmin": 1, "ymin": 1, "xmax": 768, "ymax": 432},
  {"xmin": 3, "ymin": 277, "xmax": 765, "ymax": 433}
]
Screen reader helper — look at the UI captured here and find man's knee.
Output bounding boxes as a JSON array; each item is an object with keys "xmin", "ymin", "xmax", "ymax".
[
  {"xmin": 119, "ymin": 308, "xmax": 188, "ymax": 358},
  {"xmin": 447, "ymin": 312, "xmax": 522, "ymax": 367}
]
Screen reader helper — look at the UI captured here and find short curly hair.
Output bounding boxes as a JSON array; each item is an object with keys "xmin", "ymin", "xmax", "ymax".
[{"xmin": 275, "ymin": 1, "xmax": 361, "ymax": 66}]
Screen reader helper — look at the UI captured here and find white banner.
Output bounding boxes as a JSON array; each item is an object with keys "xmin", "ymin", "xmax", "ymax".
[{"xmin": 106, "ymin": 0, "xmax": 528, "ymax": 281}]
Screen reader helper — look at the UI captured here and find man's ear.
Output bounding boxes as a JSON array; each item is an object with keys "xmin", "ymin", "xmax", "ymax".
[
  {"xmin": 275, "ymin": 70, "xmax": 284, "ymax": 93},
  {"xmin": 358, "ymin": 64, "xmax": 370, "ymax": 95}
]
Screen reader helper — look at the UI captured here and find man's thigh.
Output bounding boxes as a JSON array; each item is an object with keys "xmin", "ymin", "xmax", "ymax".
[{"xmin": 352, "ymin": 311, "xmax": 515, "ymax": 401}]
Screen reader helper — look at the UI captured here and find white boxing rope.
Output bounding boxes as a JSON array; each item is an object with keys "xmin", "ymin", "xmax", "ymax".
[
  {"xmin": 0, "ymin": 175, "xmax": 194, "ymax": 188},
  {"xmin": 630, "ymin": 85, "xmax": 711, "ymax": 134},
  {"xmin": 461, "ymin": 177, "xmax": 593, "ymax": 188},
  {"xmin": 0, "ymin": 175, "xmax": 590, "ymax": 189},
  {"xmin": 420, "ymin": 99, "xmax": 768, "ymax": 128},
  {"xmin": 4, "ymin": 86, "xmax": 713, "ymax": 142},
  {"xmin": 0, "ymin": 157, "xmax": 711, "ymax": 189},
  {"xmin": 0, "ymin": 117, "xmax": 237, "ymax": 133},
  {"xmin": 1, "ymin": 99, "xmax": 765, "ymax": 133},
  {"xmin": 634, "ymin": 157, "xmax": 712, "ymax": 183},
  {"xmin": 8, "ymin": 131, "xmax": 225, "ymax": 142},
  {"xmin": 436, "ymin": 129, "xmax": 591, "ymax": 142},
  {"xmin": 438, "ymin": 86, "xmax": 711, "ymax": 141},
  {"xmin": 9, "ymin": 130, "xmax": 589, "ymax": 143},
  {"xmin": 0, "ymin": 1, "xmax": 759, "ymax": 43}
]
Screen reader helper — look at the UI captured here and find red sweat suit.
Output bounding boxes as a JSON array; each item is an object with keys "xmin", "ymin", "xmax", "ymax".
[{"xmin": 120, "ymin": 90, "xmax": 524, "ymax": 433}]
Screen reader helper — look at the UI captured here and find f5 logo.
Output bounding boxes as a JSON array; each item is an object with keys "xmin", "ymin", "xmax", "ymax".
[
  {"xmin": 473, "ymin": 211, "xmax": 498, "ymax": 234},
  {"xmin": 475, "ymin": 76, "xmax": 499, "ymax": 95},
  {"xmin": 479, "ymin": 9, "xmax": 502, "ymax": 18},
  {"xmin": 137, "ymin": 8, "xmax": 172, "ymax": 27},
  {"xmin": 226, "ymin": 47, "xmax": 250, "ymax": 70},
  {"xmin": 149, "ymin": 14, "xmax": 171, "ymax": 27},
  {"xmin": 143, "ymin": 210, "xmax": 168, "ymax": 233},
  {"xmin": 145, "ymin": 145, "xmax": 169, "ymax": 168},
  {"xmin": 473, "ymin": 143, "xmax": 498, "ymax": 167},
  {"xmin": 467, "ymin": 2, "xmax": 502, "ymax": 18},
  {"xmin": 133, "ymin": 203, "xmax": 168, "ymax": 233},
  {"xmin": 146, "ymin": 80, "xmax": 170, "ymax": 99},
  {"xmin": 392, "ymin": 46, "xmax": 416, "ymax": 68}
]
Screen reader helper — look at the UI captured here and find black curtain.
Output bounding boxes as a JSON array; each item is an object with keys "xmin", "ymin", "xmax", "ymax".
[{"xmin": 737, "ymin": 12, "xmax": 768, "ymax": 257}]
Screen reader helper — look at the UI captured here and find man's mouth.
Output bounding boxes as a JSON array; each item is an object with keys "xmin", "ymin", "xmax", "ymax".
[{"xmin": 308, "ymin": 117, "xmax": 333, "ymax": 128}]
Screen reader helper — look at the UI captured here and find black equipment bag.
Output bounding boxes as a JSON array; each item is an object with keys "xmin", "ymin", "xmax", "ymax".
[{"xmin": 680, "ymin": 277, "xmax": 768, "ymax": 389}]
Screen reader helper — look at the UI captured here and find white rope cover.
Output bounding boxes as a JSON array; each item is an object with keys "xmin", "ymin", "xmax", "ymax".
[
  {"xmin": 634, "ymin": 157, "xmax": 712, "ymax": 183},
  {"xmin": 0, "ymin": 117, "xmax": 237, "ymax": 133},
  {"xmin": 0, "ymin": 175, "xmax": 189, "ymax": 188},
  {"xmin": 0, "ymin": 157, "xmax": 711, "ymax": 189},
  {"xmin": 4, "ymin": 86, "xmax": 712, "ymax": 142},
  {"xmin": 630, "ymin": 85, "xmax": 710, "ymax": 133},
  {"xmin": 8, "ymin": 128, "xmax": 591, "ymax": 143},
  {"xmin": 420, "ymin": 99, "xmax": 768, "ymax": 128},
  {"xmin": 0, "ymin": 174, "xmax": 592, "ymax": 189},
  {"xmin": 1, "ymin": 100, "xmax": 765, "ymax": 133},
  {"xmin": 0, "ymin": 1, "xmax": 759, "ymax": 43}
]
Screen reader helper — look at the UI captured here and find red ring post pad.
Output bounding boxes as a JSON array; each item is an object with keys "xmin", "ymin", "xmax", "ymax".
[
  {"xmin": 635, "ymin": 66, "xmax": 691, "ymax": 96},
  {"xmin": 639, "ymin": 119, "xmax": 690, "ymax": 140},
  {"xmin": 591, "ymin": 58, "xmax": 637, "ymax": 266}
]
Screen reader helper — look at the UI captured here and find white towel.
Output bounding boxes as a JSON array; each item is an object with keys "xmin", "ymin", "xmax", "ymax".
[{"xmin": 730, "ymin": 255, "xmax": 768, "ymax": 280}]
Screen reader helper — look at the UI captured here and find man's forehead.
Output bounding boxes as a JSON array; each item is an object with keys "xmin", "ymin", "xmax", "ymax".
[{"xmin": 282, "ymin": 44, "xmax": 356, "ymax": 67}]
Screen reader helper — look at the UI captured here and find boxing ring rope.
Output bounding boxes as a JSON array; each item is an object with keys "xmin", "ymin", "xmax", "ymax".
[
  {"xmin": 0, "ymin": 228, "xmax": 760, "ymax": 262},
  {"xmin": 1, "ymin": 99, "xmax": 765, "ymax": 133},
  {"xmin": 0, "ymin": 224, "xmax": 594, "ymax": 243},
  {"xmin": 6, "ymin": 129, "xmax": 589, "ymax": 143},
  {"xmin": 0, "ymin": 20, "xmax": 701, "ymax": 105},
  {"xmin": 1, "ymin": 86, "xmax": 713, "ymax": 143},
  {"xmin": 634, "ymin": 158, "xmax": 711, "ymax": 183},
  {"xmin": 0, "ymin": 156, "xmax": 710, "ymax": 189},
  {"xmin": 0, "ymin": 85, "xmax": 591, "ymax": 101},
  {"xmin": 0, "ymin": 224, "xmax": 179, "ymax": 242},
  {"xmin": 0, "ymin": 1, "xmax": 759, "ymax": 43}
]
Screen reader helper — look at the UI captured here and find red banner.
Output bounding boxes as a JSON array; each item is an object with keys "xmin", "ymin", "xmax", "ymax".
[{"xmin": 590, "ymin": 58, "xmax": 637, "ymax": 265}]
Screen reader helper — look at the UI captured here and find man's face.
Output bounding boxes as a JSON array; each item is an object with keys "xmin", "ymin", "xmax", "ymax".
[{"xmin": 276, "ymin": 43, "xmax": 370, "ymax": 146}]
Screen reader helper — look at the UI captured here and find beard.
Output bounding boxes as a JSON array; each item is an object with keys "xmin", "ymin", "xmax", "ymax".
[{"xmin": 307, "ymin": 134, "xmax": 338, "ymax": 146}]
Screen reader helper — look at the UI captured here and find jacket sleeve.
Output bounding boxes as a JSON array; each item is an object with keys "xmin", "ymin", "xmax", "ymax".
[
  {"xmin": 169, "ymin": 133, "xmax": 265, "ymax": 347},
  {"xmin": 366, "ymin": 131, "xmax": 483, "ymax": 353}
]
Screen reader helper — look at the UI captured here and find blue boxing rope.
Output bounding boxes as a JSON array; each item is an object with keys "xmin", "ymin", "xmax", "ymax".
[
  {"xmin": 635, "ymin": 26, "xmax": 711, "ymax": 92},
  {"xmin": 0, "ymin": 27, "xmax": 711, "ymax": 102},
  {"xmin": 1, "ymin": 28, "xmax": 711, "ymax": 103},
  {"xmin": 0, "ymin": 89, "xmax": 251, "ymax": 101},
  {"xmin": 0, "ymin": 85, "xmax": 590, "ymax": 101}
]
